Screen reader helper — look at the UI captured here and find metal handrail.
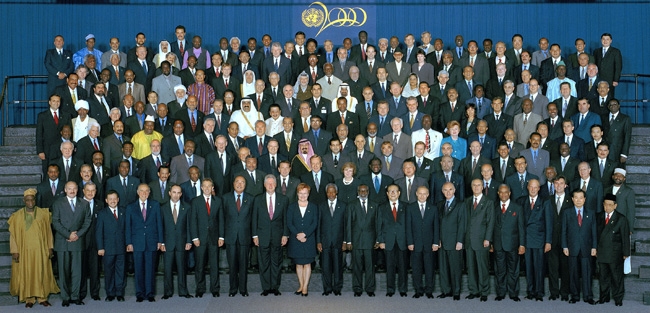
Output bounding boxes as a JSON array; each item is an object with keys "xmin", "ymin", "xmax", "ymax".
[
  {"xmin": 0, "ymin": 75, "xmax": 48, "ymax": 145},
  {"xmin": 619, "ymin": 73, "xmax": 650, "ymax": 124}
]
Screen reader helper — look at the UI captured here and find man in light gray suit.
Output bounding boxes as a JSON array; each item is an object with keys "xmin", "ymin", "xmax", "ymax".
[
  {"xmin": 513, "ymin": 99, "xmax": 543, "ymax": 146},
  {"xmin": 458, "ymin": 40, "xmax": 490, "ymax": 85},
  {"xmin": 118, "ymin": 69, "xmax": 146, "ymax": 104},
  {"xmin": 502, "ymin": 80, "xmax": 522, "ymax": 117},
  {"xmin": 518, "ymin": 132, "xmax": 550, "ymax": 184},
  {"xmin": 169, "ymin": 140, "xmax": 205, "ymax": 184},
  {"xmin": 382, "ymin": 117, "xmax": 413, "ymax": 161},
  {"xmin": 151, "ymin": 61, "xmax": 182, "ymax": 105},
  {"xmin": 332, "ymin": 47, "xmax": 356, "ymax": 82},
  {"xmin": 379, "ymin": 141, "xmax": 404, "ymax": 180},
  {"xmin": 100, "ymin": 37, "xmax": 128, "ymax": 69},
  {"xmin": 523, "ymin": 79, "xmax": 549, "ymax": 119},
  {"xmin": 52, "ymin": 181, "xmax": 92, "ymax": 306},
  {"xmin": 385, "ymin": 50, "xmax": 411, "ymax": 86}
]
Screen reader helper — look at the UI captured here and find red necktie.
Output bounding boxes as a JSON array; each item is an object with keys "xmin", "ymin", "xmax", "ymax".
[
  {"xmin": 392, "ymin": 203, "xmax": 397, "ymax": 221},
  {"xmin": 53, "ymin": 111, "xmax": 59, "ymax": 125},
  {"xmin": 269, "ymin": 196, "xmax": 274, "ymax": 220},
  {"xmin": 605, "ymin": 213, "xmax": 610, "ymax": 225},
  {"xmin": 113, "ymin": 209, "xmax": 118, "ymax": 220},
  {"xmin": 501, "ymin": 203, "xmax": 506, "ymax": 214},
  {"xmin": 180, "ymin": 42, "xmax": 184, "ymax": 56},
  {"xmin": 425, "ymin": 131, "xmax": 430, "ymax": 152},
  {"xmin": 257, "ymin": 95, "xmax": 262, "ymax": 110},
  {"xmin": 190, "ymin": 112, "xmax": 196, "ymax": 132},
  {"xmin": 225, "ymin": 78, "xmax": 229, "ymax": 88},
  {"xmin": 578, "ymin": 210, "xmax": 582, "ymax": 226},
  {"xmin": 206, "ymin": 198, "xmax": 211, "ymax": 215},
  {"xmin": 530, "ymin": 199, "xmax": 535, "ymax": 210},
  {"xmin": 312, "ymin": 69, "xmax": 316, "ymax": 82},
  {"xmin": 258, "ymin": 139, "xmax": 263, "ymax": 156},
  {"xmin": 473, "ymin": 197, "xmax": 478, "ymax": 209},
  {"xmin": 93, "ymin": 139, "xmax": 99, "ymax": 151},
  {"xmin": 236, "ymin": 195, "xmax": 241, "ymax": 212}
]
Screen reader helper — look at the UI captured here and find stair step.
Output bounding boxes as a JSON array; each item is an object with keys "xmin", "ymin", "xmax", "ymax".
[
  {"xmin": 2, "ymin": 136, "xmax": 35, "ymax": 146},
  {"xmin": 630, "ymin": 145, "xmax": 650, "ymax": 155},
  {"xmin": 0, "ymin": 146, "xmax": 36, "ymax": 155},
  {"xmin": 0, "ymin": 174, "xmax": 41, "ymax": 185},
  {"xmin": 636, "ymin": 217, "xmax": 650, "ymax": 230},
  {"xmin": 3, "ymin": 127, "xmax": 35, "ymax": 138},
  {"xmin": 627, "ymin": 183, "xmax": 650, "ymax": 194},
  {"xmin": 0, "ymin": 197, "xmax": 26, "ymax": 207},
  {"xmin": 0, "ymin": 208, "xmax": 19, "ymax": 219},
  {"xmin": 631, "ymin": 136, "xmax": 650, "ymax": 145},
  {"xmin": 626, "ymin": 174, "xmax": 649, "ymax": 184},
  {"xmin": 626, "ymin": 165, "xmax": 650, "ymax": 175},
  {"xmin": 631, "ymin": 255, "xmax": 650, "ymax": 274},
  {"xmin": 0, "ymin": 165, "xmax": 40, "ymax": 175},
  {"xmin": 631, "ymin": 126, "xmax": 650, "ymax": 135},
  {"xmin": 0, "ymin": 155, "xmax": 41, "ymax": 166},
  {"xmin": 635, "ymin": 240, "xmax": 650, "ymax": 254},
  {"xmin": 627, "ymin": 155, "xmax": 650, "ymax": 165},
  {"xmin": 0, "ymin": 186, "xmax": 38, "ymax": 197}
]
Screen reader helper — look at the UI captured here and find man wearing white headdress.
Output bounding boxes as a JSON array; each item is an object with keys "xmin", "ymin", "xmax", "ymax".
[
  {"xmin": 240, "ymin": 70, "xmax": 257, "ymax": 98},
  {"xmin": 293, "ymin": 71, "xmax": 312, "ymax": 101},
  {"xmin": 331, "ymin": 83, "xmax": 358, "ymax": 113},
  {"xmin": 230, "ymin": 97, "xmax": 263, "ymax": 138},
  {"xmin": 72, "ymin": 100, "xmax": 97, "ymax": 141},
  {"xmin": 167, "ymin": 84, "xmax": 187, "ymax": 117}
]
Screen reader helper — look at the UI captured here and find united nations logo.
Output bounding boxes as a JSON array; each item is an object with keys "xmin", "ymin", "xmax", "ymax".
[{"xmin": 302, "ymin": 8, "xmax": 325, "ymax": 28}]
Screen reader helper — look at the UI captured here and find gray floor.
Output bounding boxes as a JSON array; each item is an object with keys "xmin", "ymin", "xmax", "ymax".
[{"xmin": 2, "ymin": 273, "xmax": 646, "ymax": 312}]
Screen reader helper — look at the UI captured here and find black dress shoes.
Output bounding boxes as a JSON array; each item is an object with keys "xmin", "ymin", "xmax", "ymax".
[
  {"xmin": 161, "ymin": 295, "xmax": 171, "ymax": 300},
  {"xmin": 510, "ymin": 297, "xmax": 521, "ymax": 302},
  {"xmin": 615, "ymin": 301, "xmax": 622, "ymax": 306},
  {"xmin": 400, "ymin": 292, "xmax": 407, "ymax": 297},
  {"xmin": 92, "ymin": 296, "xmax": 101, "ymax": 301},
  {"xmin": 181, "ymin": 294, "xmax": 194, "ymax": 298},
  {"xmin": 586, "ymin": 299, "xmax": 596, "ymax": 305},
  {"xmin": 525, "ymin": 295, "xmax": 535, "ymax": 300},
  {"xmin": 195, "ymin": 292, "xmax": 203, "ymax": 298},
  {"xmin": 465, "ymin": 294, "xmax": 479, "ymax": 299},
  {"xmin": 548, "ymin": 295, "xmax": 558, "ymax": 300},
  {"xmin": 333, "ymin": 291, "xmax": 340, "ymax": 296},
  {"xmin": 321, "ymin": 291, "xmax": 330, "ymax": 296},
  {"xmin": 426, "ymin": 293, "xmax": 434, "ymax": 299},
  {"xmin": 105, "ymin": 296, "xmax": 115, "ymax": 302},
  {"xmin": 480, "ymin": 296, "xmax": 487, "ymax": 302},
  {"xmin": 561, "ymin": 296, "xmax": 569, "ymax": 301},
  {"xmin": 273, "ymin": 290, "xmax": 282, "ymax": 296},
  {"xmin": 262, "ymin": 290, "xmax": 270, "ymax": 296},
  {"xmin": 367, "ymin": 292, "xmax": 375, "ymax": 297},
  {"xmin": 61, "ymin": 300, "xmax": 70, "ymax": 307},
  {"xmin": 597, "ymin": 298, "xmax": 610, "ymax": 304},
  {"xmin": 495, "ymin": 296, "xmax": 504, "ymax": 301},
  {"xmin": 568, "ymin": 298, "xmax": 578, "ymax": 304},
  {"xmin": 413, "ymin": 293, "xmax": 422, "ymax": 299},
  {"xmin": 148, "ymin": 297, "xmax": 155, "ymax": 302},
  {"xmin": 438, "ymin": 293, "xmax": 451, "ymax": 298},
  {"xmin": 74, "ymin": 300, "xmax": 85, "ymax": 305},
  {"xmin": 536, "ymin": 297, "xmax": 543, "ymax": 301},
  {"xmin": 229, "ymin": 293, "xmax": 236, "ymax": 297},
  {"xmin": 241, "ymin": 292, "xmax": 249, "ymax": 297},
  {"xmin": 354, "ymin": 292, "xmax": 362, "ymax": 297},
  {"xmin": 386, "ymin": 292, "xmax": 394, "ymax": 297},
  {"xmin": 117, "ymin": 296, "xmax": 125, "ymax": 302},
  {"xmin": 453, "ymin": 295, "xmax": 460, "ymax": 301}
]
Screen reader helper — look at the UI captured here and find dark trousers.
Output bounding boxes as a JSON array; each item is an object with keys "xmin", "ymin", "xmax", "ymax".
[
  {"xmin": 320, "ymin": 244, "xmax": 344, "ymax": 293},
  {"xmin": 525, "ymin": 247, "xmax": 545, "ymax": 297},
  {"xmin": 80, "ymin": 246, "xmax": 101, "ymax": 299},
  {"xmin": 411, "ymin": 249, "xmax": 435, "ymax": 294},
  {"xmin": 133, "ymin": 250, "xmax": 157, "ymax": 298},
  {"xmin": 547, "ymin": 244, "xmax": 570, "ymax": 297},
  {"xmin": 163, "ymin": 249, "xmax": 189, "ymax": 296},
  {"xmin": 494, "ymin": 249, "xmax": 520, "ymax": 297},
  {"xmin": 194, "ymin": 243, "xmax": 220, "ymax": 294},
  {"xmin": 258, "ymin": 243, "xmax": 283, "ymax": 291},
  {"xmin": 226, "ymin": 242, "xmax": 250, "ymax": 294},
  {"xmin": 466, "ymin": 247, "xmax": 490, "ymax": 296},
  {"xmin": 439, "ymin": 248, "xmax": 462, "ymax": 295},
  {"xmin": 352, "ymin": 248, "xmax": 375, "ymax": 293},
  {"xmin": 568, "ymin": 254, "xmax": 594, "ymax": 300},
  {"xmin": 102, "ymin": 254, "xmax": 125, "ymax": 297},
  {"xmin": 385, "ymin": 243, "xmax": 408, "ymax": 293},
  {"xmin": 598, "ymin": 260, "xmax": 625, "ymax": 302},
  {"xmin": 57, "ymin": 250, "xmax": 83, "ymax": 301}
]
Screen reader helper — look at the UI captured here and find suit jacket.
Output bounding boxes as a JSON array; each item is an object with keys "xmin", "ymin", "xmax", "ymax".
[
  {"xmin": 257, "ymin": 153, "xmax": 287, "ymax": 177},
  {"xmin": 252, "ymin": 193, "xmax": 289, "ymax": 247},
  {"xmin": 596, "ymin": 210, "xmax": 630, "ymax": 263},
  {"xmin": 154, "ymin": 116, "xmax": 174, "ymax": 138},
  {"xmin": 127, "ymin": 59, "xmax": 156, "ymax": 93},
  {"xmin": 513, "ymin": 64, "xmax": 540, "ymax": 85},
  {"xmin": 244, "ymin": 135, "xmax": 272, "ymax": 158},
  {"xmin": 160, "ymin": 201, "xmax": 191, "ymax": 252},
  {"xmin": 317, "ymin": 199, "xmax": 346, "ymax": 248},
  {"xmin": 105, "ymin": 175, "xmax": 140, "ymax": 208},
  {"xmin": 148, "ymin": 179, "xmax": 171, "ymax": 204},
  {"xmin": 505, "ymin": 172, "xmax": 539, "ymax": 200},
  {"xmin": 360, "ymin": 173, "xmax": 393, "ymax": 204},
  {"xmin": 491, "ymin": 157, "xmax": 516, "ymax": 184},
  {"xmin": 377, "ymin": 201, "xmax": 407, "ymax": 250},
  {"xmin": 459, "ymin": 155, "xmax": 490, "ymax": 193},
  {"xmin": 394, "ymin": 176, "xmax": 428, "ymax": 204},
  {"xmin": 52, "ymin": 196, "xmax": 92, "ymax": 252},
  {"xmin": 551, "ymin": 96, "xmax": 577, "ymax": 121},
  {"xmin": 493, "ymin": 201, "xmax": 525, "ymax": 252},
  {"xmin": 190, "ymin": 195, "xmax": 224, "ymax": 245},
  {"xmin": 382, "ymin": 133, "xmax": 413, "ymax": 161},
  {"xmin": 125, "ymin": 200, "xmax": 163, "ymax": 252},
  {"xmin": 405, "ymin": 201, "xmax": 440, "ymax": 252},
  {"xmin": 551, "ymin": 156, "xmax": 580, "ymax": 183},
  {"xmin": 325, "ymin": 111, "xmax": 360, "ymax": 137},
  {"xmin": 169, "ymin": 153, "xmax": 205, "ymax": 184},
  {"xmin": 513, "ymin": 112, "xmax": 543, "ymax": 145},
  {"xmin": 544, "ymin": 117, "xmax": 564, "ymax": 141},
  {"xmin": 577, "ymin": 76, "xmax": 603, "ymax": 100},
  {"xmin": 300, "ymin": 171, "xmax": 334, "ymax": 203},
  {"xmin": 302, "ymin": 129, "xmax": 332, "ymax": 157},
  {"xmin": 262, "ymin": 55, "xmax": 292, "ymax": 87},
  {"xmin": 152, "ymin": 74, "xmax": 182, "ymax": 104},
  {"xmin": 193, "ymin": 132, "xmax": 217, "ymax": 158},
  {"xmin": 539, "ymin": 57, "xmax": 566, "ymax": 89},
  {"xmin": 370, "ymin": 80, "xmax": 392, "ymax": 101},
  {"xmin": 118, "ymin": 82, "xmax": 146, "ymax": 105},
  {"xmin": 225, "ymin": 135, "xmax": 246, "ymax": 157},
  {"xmin": 561, "ymin": 207, "xmax": 597, "ymax": 256},
  {"xmin": 138, "ymin": 154, "xmax": 168, "ymax": 184},
  {"xmin": 484, "ymin": 112, "xmax": 512, "ymax": 142},
  {"xmin": 368, "ymin": 114, "xmax": 394, "ymax": 138},
  {"xmin": 381, "ymin": 155, "xmax": 404, "ymax": 180},
  {"xmin": 222, "ymin": 192, "xmax": 253, "ymax": 245},
  {"xmin": 571, "ymin": 178, "xmax": 604, "ymax": 213},
  {"xmin": 588, "ymin": 95, "xmax": 613, "ymax": 117},
  {"xmin": 540, "ymin": 137, "xmax": 560, "ymax": 161},
  {"xmin": 459, "ymin": 55, "xmax": 490, "ymax": 85},
  {"xmin": 567, "ymin": 53, "xmax": 594, "ymax": 71},
  {"xmin": 555, "ymin": 135, "xmax": 585, "ymax": 161},
  {"xmin": 603, "ymin": 112, "xmax": 632, "ymax": 160},
  {"xmin": 95, "ymin": 206, "xmax": 126, "ymax": 255},
  {"xmin": 519, "ymin": 148, "xmax": 550, "ymax": 184},
  {"xmin": 455, "ymin": 79, "xmax": 482, "ymax": 104},
  {"xmin": 467, "ymin": 134, "xmax": 496, "ymax": 159},
  {"xmin": 385, "ymin": 95, "xmax": 408, "ymax": 119},
  {"xmin": 358, "ymin": 59, "xmax": 385, "ymax": 85},
  {"xmin": 238, "ymin": 169, "xmax": 266, "ymax": 197},
  {"xmin": 36, "ymin": 109, "xmax": 72, "ymax": 157},
  {"xmin": 36, "ymin": 179, "xmax": 65, "ymax": 209},
  {"xmin": 106, "ymin": 64, "xmax": 127, "ymax": 85},
  {"xmin": 464, "ymin": 195, "xmax": 495, "ymax": 251},
  {"xmin": 594, "ymin": 46, "xmax": 622, "ymax": 86},
  {"xmin": 211, "ymin": 76, "xmax": 241, "ymax": 101},
  {"xmin": 549, "ymin": 193, "xmax": 573, "ymax": 247},
  {"xmin": 54, "ymin": 85, "xmax": 88, "ymax": 118},
  {"xmin": 385, "ymin": 61, "xmax": 411, "ymax": 86},
  {"xmin": 160, "ymin": 134, "xmax": 185, "ymax": 162},
  {"xmin": 45, "ymin": 48, "xmax": 75, "ymax": 95},
  {"xmin": 401, "ymin": 111, "xmax": 424, "ymax": 136},
  {"xmin": 178, "ymin": 68, "xmax": 196, "ymax": 87},
  {"xmin": 438, "ymin": 101, "xmax": 466, "ymax": 131},
  {"xmin": 174, "ymin": 109, "xmax": 205, "ymax": 139},
  {"xmin": 205, "ymin": 113, "xmax": 230, "ymax": 136},
  {"xmin": 405, "ymin": 156, "xmax": 434, "ymax": 181},
  {"xmin": 180, "ymin": 179, "xmax": 201, "ymax": 204},
  {"xmin": 518, "ymin": 196, "xmax": 553, "ymax": 249},
  {"xmin": 346, "ymin": 199, "xmax": 379, "ymax": 249},
  {"xmin": 488, "ymin": 56, "xmax": 515, "ymax": 80},
  {"xmin": 571, "ymin": 111, "xmax": 602, "ymax": 143},
  {"xmin": 332, "ymin": 59, "xmax": 356, "ymax": 82},
  {"xmin": 232, "ymin": 63, "xmax": 259, "ymax": 83},
  {"xmin": 589, "ymin": 158, "xmax": 617, "ymax": 189},
  {"xmin": 75, "ymin": 135, "xmax": 102, "ymax": 166},
  {"xmin": 87, "ymin": 95, "xmax": 113, "ymax": 125},
  {"xmin": 429, "ymin": 171, "xmax": 465, "ymax": 205},
  {"xmin": 429, "ymin": 83, "xmax": 450, "ymax": 104},
  {"xmin": 52, "ymin": 157, "xmax": 81, "ymax": 183},
  {"xmin": 437, "ymin": 198, "xmax": 467, "ymax": 250},
  {"xmin": 606, "ymin": 184, "xmax": 636, "ymax": 234}
]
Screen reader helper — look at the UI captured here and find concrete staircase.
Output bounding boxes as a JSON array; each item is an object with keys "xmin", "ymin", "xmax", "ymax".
[{"xmin": 0, "ymin": 125, "xmax": 647, "ymax": 306}]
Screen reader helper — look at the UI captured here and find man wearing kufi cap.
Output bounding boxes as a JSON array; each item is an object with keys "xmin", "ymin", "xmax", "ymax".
[
  {"xmin": 131, "ymin": 115, "xmax": 164, "ymax": 159},
  {"xmin": 74, "ymin": 34, "xmax": 103, "ymax": 70},
  {"xmin": 606, "ymin": 168, "xmax": 636, "ymax": 232}
]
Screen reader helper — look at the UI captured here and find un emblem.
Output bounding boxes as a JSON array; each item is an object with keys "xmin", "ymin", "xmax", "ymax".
[{"xmin": 302, "ymin": 8, "xmax": 325, "ymax": 27}]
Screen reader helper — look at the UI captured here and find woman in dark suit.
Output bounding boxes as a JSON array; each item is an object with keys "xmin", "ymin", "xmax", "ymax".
[
  {"xmin": 460, "ymin": 102, "xmax": 478, "ymax": 139},
  {"xmin": 335, "ymin": 162, "xmax": 360, "ymax": 204},
  {"xmin": 287, "ymin": 182, "xmax": 318, "ymax": 296}
]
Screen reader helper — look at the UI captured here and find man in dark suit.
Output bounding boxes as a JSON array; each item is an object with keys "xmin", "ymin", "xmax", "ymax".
[
  {"xmin": 125, "ymin": 184, "xmax": 163, "ymax": 302},
  {"xmin": 481, "ymin": 164, "xmax": 500, "ymax": 201},
  {"xmin": 169, "ymin": 140, "xmax": 205, "ymax": 185},
  {"xmin": 223, "ymin": 176, "xmax": 253, "ymax": 297},
  {"xmin": 302, "ymin": 116, "xmax": 332, "ymax": 157},
  {"xmin": 459, "ymin": 141, "xmax": 491, "ymax": 195},
  {"xmin": 551, "ymin": 143, "xmax": 581, "ymax": 184},
  {"xmin": 233, "ymin": 50, "xmax": 259, "ymax": 83},
  {"xmin": 556, "ymin": 119, "xmax": 585, "ymax": 161},
  {"xmin": 573, "ymin": 162, "xmax": 604, "ymax": 213},
  {"xmin": 512, "ymin": 51, "xmax": 540, "ymax": 85},
  {"xmin": 253, "ymin": 175, "xmax": 289, "ymax": 296},
  {"xmin": 326, "ymin": 97, "xmax": 361, "ymax": 137},
  {"xmin": 377, "ymin": 185, "xmax": 409, "ymax": 297},
  {"xmin": 174, "ymin": 95, "xmax": 205, "ymax": 139},
  {"xmin": 262, "ymin": 42, "xmax": 292, "ymax": 88},
  {"xmin": 316, "ymin": 183, "xmax": 346, "ymax": 296},
  {"xmin": 190, "ymin": 178, "xmax": 224, "ymax": 298},
  {"xmin": 438, "ymin": 88, "xmax": 465, "ymax": 131},
  {"xmin": 37, "ymin": 94, "xmax": 72, "ymax": 174},
  {"xmin": 437, "ymin": 182, "xmax": 466, "ymax": 300},
  {"xmin": 276, "ymin": 161, "xmax": 300, "ymax": 202},
  {"xmin": 127, "ymin": 46, "xmax": 156, "ymax": 93},
  {"xmin": 484, "ymin": 97, "xmax": 513, "ymax": 142},
  {"xmin": 51, "ymin": 181, "xmax": 92, "ymax": 306},
  {"xmin": 547, "ymin": 176, "xmax": 572, "ymax": 301},
  {"xmin": 593, "ymin": 33, "xmax": 622, "ymax": 96},
  {"xmin": 244, "ymin": 121, "xmax": 272, "ymax": 158},
  {"xmin": 544, "ymin": 103, "xmax": 564, "ymax": 141},
  {"xmin": 332, "ymin": 47, "xmax": 356, "ymax": 82},
  {"xmin": 300, "ymin": 155, "xmax": 333, "ymax": 203},
  {"xmin": 464, "ymin": 179, "xmax": 495, "ymax": 301},
  {"xmin": 596, "ymin": 194, "xmax": 630, "ymax": 306},
  {"xmin": 321, "ymin": 138, "xmax": 349, "ymax": 181},
  {"xmin": 161, "ymin": 120, "xmax": 186, "ymax": 161},
  {"xmin": 52, "ymin": 141, "xmax": 81, "ymax": 183},
  {"xmin": 561, "ymin": 189, "xmax": 598, "ymax": 304},
  {"xmin": 258, "ymin": 139, "xmax": 287, "ymax": 177},
  {"xmin": 238, "ymin": 156, "xmax": 266, "ymax": 197},
  {"xmin": 589, "ymin": 142, "xmax": 618, "ymax": 190},
  {"xmin": 138, "ymin": 139, "xmax": 167, "ymax": 185},
  {"xmin": 55, "ymin": 73, "xmax": 88, "ymax": 118},
  {"xmin": 154, "ymin": 104, "xmax": 175, "ymax": 138},
  {"xmin": 429, "ymin": 156, "xmax": 465, "ymax": 205},
  {"xmin": 105, "ymin": 160, "xmax": 140, "ymax": 208},
  {"xmin": 556, "ymin": 85, "xmax": 580, "ymax": 120},
  {"xmin": 603, "ymin": 99, "xmax": 632, "ymax": 165},
  {"xmin": 37, "ymin": 164, "xmax": 65, "ymax": 209},
  {"xmin": 45, "ymin": 35, "xmax": 75, "ymax": 96},
  {"xmin": 193, "ymin": 118, "xmax": 217, "ymax": 158},
  {"xmin": 360, "ymin": 158, "xmax": 393, "ymax": 205},
  {"xmin": 79, "ymin": 183, "xmax": 102, "ymax": 301},
  {"xmin": 346, "ymin": 185, "xmax": 379, "ymax": 297},
  {"xmin": 204, "ymin": 135, "xmax": 235, "ymax": 196},
  {"xmin": 576, "ymin": 65, "xmax": 603, "ymax": 100},
  {"xmin": 147, "ymin": 165, "xmax": 171, "ymax": 204},
  {"xmin": 538, "ymin": 44, "xmax": 565, "ymax": 90},
  {"xmin": 95, "ymin": 191, "xmax": 126, "ymax": 302},
  {"xmin": 406, "ymin": 186, "xmax": 439, "ymax": 299},
  {"xmin": 493, "ymin": 184, "xmax": 526, "ymax": 302},
  {"xmin": 75, "ymin": 122, "xmax": 103, "ymax": 166},
  {"xmin": 394, "ymin": 160, "xmax": 429, "ymax": 204},
  {"xmin": 87, "ymin": 82, "xmax": 113, "ymax": 125},
  {"xmin": 205, "ymin": 100, "xmax": 231, "ymax": 136},
  {"xmin": 607, "ymin": 169, "xmax": 636, "ymax": 232},
  {"xmin": 505, "ymin": 156, "xmax": 539, "ymax": 200},
  {"xmin": 517, "ymin": 179, "xmax": 553, "ymax": 301},
  {"xmin": 492, "ymin": 142, "xmax": 516, "ymax": 184}
]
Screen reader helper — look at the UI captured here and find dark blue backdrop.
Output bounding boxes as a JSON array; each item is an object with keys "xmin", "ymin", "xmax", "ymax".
[{"xmin": 1, "ymin": 1, "xmax": 648, "ymax": 124}]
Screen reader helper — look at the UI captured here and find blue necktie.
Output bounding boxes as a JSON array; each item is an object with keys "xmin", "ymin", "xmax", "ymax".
[{"xmin": 374, "ymin": 176, "xmax": 380, "ymax": 193}]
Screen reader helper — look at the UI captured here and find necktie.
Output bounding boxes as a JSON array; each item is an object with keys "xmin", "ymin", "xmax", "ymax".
[
  {"xmin": 53, "ymin": 111, "xmax": 59, "ymax": 125},
  {"xmin": 113, "ymin": 209, "xmax": 118, "ymax": 220},
  {"xmin": 374, "ymin": 176, "xmax": 380, "ymax": 193},
  {"xmin": 467, "ymin": 81, "xmax": 472, "ymax": 95},
  {"xmin": 311, "ymin": 69, "xmax": 316, "ymax": 82},
  {"xmin": 393, "ymin": 134, "xmax": 398, "ymax": 144},
  {"xmin": 51, "ymin": 182, "xmax": 56, "ymax": 195},
  {"xmin": 473, "ymin": 197, "xmax": 478, "ymax": 209},
  {"xmin": 96, "ymin": 167, "xmax": 102, "ymax": 181},
  {"xmin": 550, "ymin": 183, "xmax": 554, "ymax": 195},
  {"xmin": 556, "ymin": 197, "xmax": 561, "ymax": 214},
  {"xmin": 287, "ymin": 98, "xmax": 292, "ymax": 112},
  {"xmin": 177, "ymin": 136, "xmax": 184, "ymax": 154},
  {"xmin": 70, "ymin": 199, "xmax": 75, "ymax": 212},
  {"xmin": 551, "ymin": 118, "xmax": 555, "ymax": 128},
  {"xmin": 508, "ymin": 142, "xmax": 512, "ymax": 150},
  {"xmin": 333, "ymin": 155, "xmax": 338, "ymax": 167},
  {"xmin": 71, "ymin": 90, "xmax": 77, "ymax": 104},
  {"xmin": 605, "ymin": 213, "xmax": 610, "ymax": 225},
  {"xmin": 93, "ymin": 139, "xmax": 99, "ymax": 150},
  {"xmin": 579, "ymin": 114, "xmax": 584, "ymax": 127},
  {"xmin": 484, "ymin": 182, "xmax": 489, "ymax": 196},
  {"xmin": 603, "ymin": 48, "xmax": 607, "ymax": 57},
  {"xmin": 501, "ymin": 160, "xmax": 507, "ymax": 180},
  {"xmin": 268, "ymin": 196, "xmax": 274, "ymax": 219},
  {"xmin": 188, "ymin": 157, "xmax": 193, "ymax": 166},
  {"xmin": 440, "ymin": 86, "xmax": 444, "ymax": 94},
  {"xmin": 566, "ymin": 136, "xmax": 571, "ymax": 146},
  {"xmin": 577, "ymin": 209, "xmax": 582, "ymax": 226},
  {"xmin": 192, "ymin": 182, "xmax": 197, "ymax": 197},
  {"xmin": 282, "ymin": 178, "xmax": 287, "ymax": 195},
  {"xmin": 190, "ymin": 112, "xmax": 196, "ymax": 132},
  {"xmin": 392, "ymin": 203, "xmax": 397, "ymax": 221},
  {"xmin": 409, "ymin": 114, "xmax": 414, "ymax": 128},
  {"xmin": 272, "ymin": 88, "xmax": 277, "ymax": 98},
  {"xmin": 520, "ymin": 175, "xmax": 525, "ymax": 190},
  {"xmin": 127, "ymin": 84, "xmax": 132, "ymax": 95},
  {"xmin": 445, "ymin": 200, "xmax": 450, "ymax": 212},
  {"xmin": 600, "ymin": 160, "xmax": 605, "ymax": 177},
  {"xmin": 425, "ymin": 132, "xmax": 430, "ymax": 153},
  {"xmin": 314, "ymin": 173, "xmax": 319, "ymax": 192},
  {"xmin": 122, "ymin": 177, "xmax": 127, "ymax": 193},
  {"xmin": 589, "ymin": 79, "xmax": 593, "ymax": 91},
  {"xmin": 366, "ymin": 103, "xmax": 371, "ymax": 116},
  {"xmin": 236, "ymin": 194, "xmax": 241, "ymax": 211},
  {"xmin": 417, "ymin": 158, "xmax": 422, "ymax": 168},
  {"xmin": 155, "ymin": 156, "xmax": 161, "ymax": 168},
  {"xmin": 381, "ymin": 82, "xmax": 385, "ymax": 95},
  {"xmin": 362, "ymin": 200, "xmax": 367, "ymax": 213},
  {"xmin": 407, "ymin": 179, "xmax": 412, "ymax": 201},
  {"xmin": 250, "ymin": 171, "xmax": 255, "ymax": 181},
  {"xmin": 142, "ymin": 60, "xmax": 148, "ymax": 74},
  {"xmin": 524, "ymin": 114, "xmax": 528, "ymax": 125},
  {"xmin": 470, "ymin": 57, "xmax": 474, "ymax": 67},
  {"xmin": 496, "ymin": 114, "xmax": 500, "ymax": 121},
  {"xmin": 582, "ymin": 181, "xmax": 587, "ymax": 192},
  {"xmin": 180, "ymin": 41, "xmax": 184, "ymax": 56},
  {"xmin": 369, "ymin": 61, "xmax": 373, "ymax": 72},
  {"xmin": 329, "ymin": 201, "xmax": 334, "ymax": 217},
  {"xmin": 581, "ymin": 67, "xmax": 585, "ymax": 80},
  {"xmin": 161, "ymin": 181, "xmax": 165, "ymax": 198},
  {"xmin": 172, "ymin": 203, "xmax": 178, "ymax": 224},
  {"xmin": 562, "ymin": 158, "xmax": 566, "ymax": 171},
  {"xmin": 420, "ymin": 204, "xmax": 425, "ymax": 218},
  {"xmin": 524, "ymin": 84, "xmax": 529, "ymax": 95},
  {"xmin": 386, "ymin": 157, "xmax": 391, "ymax": 171},
  {"xmin": 285, "ymin": 134, "xmax": 291, "ymax": 150},
  {"xmin": 206, "ymin": 198, "xmax": 211, "ymax": 215},
  {"xmin": 609, "ymin": 114, "xmax": 614, "ymax": 125},
  {"xmin": 274, "ymin": 59, "xmax": 279, "ymax": 71},
  {"xmin": 530, "ymin": 198, "xmax": 535, "ymax": 210},
  {"xmin": 341, "ymin": 113, "xmax": 345, "ymax": 125},
  {"xmin": 501, "ymin": 203, "xmax": 506, "ymax": 214},
  {"xmin": 141, "ymin": 202, "xmax": 147, "ymax": 220},
  {"xmin": 258, "ymin": 138, "xmax": 263, "ymax": 156},
  {"xmin": 445, "ymin": 174, "xmax": 450, "ymax": 182}
]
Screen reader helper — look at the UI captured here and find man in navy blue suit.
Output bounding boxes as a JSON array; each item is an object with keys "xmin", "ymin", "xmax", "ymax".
[
  {"xmin": 126, "ymin": 183, "xmax": 163, "ymax": 302},
  {"xmin": 562, "ymin": 189, "xmax": 597, "ymax": 305},
  {"xmin": 95, "ymin": 190, "xmax": 126, "ymax": 302},
  {"xmin": 45, "ymin": 35, "xmax": 75, "ymax": 96}
]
